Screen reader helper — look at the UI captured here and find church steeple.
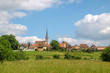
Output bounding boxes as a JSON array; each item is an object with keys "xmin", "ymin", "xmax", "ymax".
[
  {"xmin": 45, "ymin": 28, "xmax": 49, "ymax": 45},
  {"xmin": 46, "ymin": 28, "xmax": 48, "ymax": 37}
]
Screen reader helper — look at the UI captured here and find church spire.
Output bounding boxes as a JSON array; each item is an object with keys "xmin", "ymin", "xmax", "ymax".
[
  {"xmin": 46, "ymin": 28, "xmax": 48, "ymax": 37},
  {"xmin": 45, "ymin": 28, "xmax": 49, "ymax": 45}
]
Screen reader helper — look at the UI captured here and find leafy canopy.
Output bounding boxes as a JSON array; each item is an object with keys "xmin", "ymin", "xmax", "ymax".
[{"xmin": 50, "ymin": 40, "xmax": 60, "ymax": 50}]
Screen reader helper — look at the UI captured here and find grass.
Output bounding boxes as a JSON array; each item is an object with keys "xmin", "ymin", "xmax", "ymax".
[
  {"xmin": 25, "ymin": 51, "xmax": 101, "ymax": 59},
  {"xmin": 0, "ymin": 51, "xmax": 110, "ymax": 73},
  {"xmin": 0, "ymin": 60, "xmax": 110, "ymax": 73}
]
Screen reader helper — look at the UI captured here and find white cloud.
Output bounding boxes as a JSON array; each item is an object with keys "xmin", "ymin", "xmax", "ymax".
[
  {"xmin": 0, "ymin": 0, "xmax": 79, "ymax": 11},
  {"xmin": 0, "ymin": 11, "xmax": 27, "ymax": 36},
  {"xmin": 99, "ymin": 27, "xmax": 110, "ymax": 34},
  {"xmin": 58, "ymin": 37, "xmax": 100, "ymax": 46},
  {"xmin": 16, "ymin": 36, "xmax": 44, "ymax": 44},
  {"xmin": 74, "ymin": 13, "xmax": 110, "ymax": 40}
]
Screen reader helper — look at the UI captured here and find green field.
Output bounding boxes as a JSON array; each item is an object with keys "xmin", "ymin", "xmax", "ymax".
[{"xmin": 0, "ymin": 51, "xmax": 110, "ymax": 73}]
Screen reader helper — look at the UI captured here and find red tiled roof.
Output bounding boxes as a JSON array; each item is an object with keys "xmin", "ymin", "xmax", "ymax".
[
  {"xmin": 59, "ymin": 43, "xmax": 67, "ymax": 48},
  {"xmin": 80, "ymin": 44, "xmax": 88, "ymax": 48},
  {"xmin": 97, "ymin": 46, "xmax": 107, "ymax": 51},
  {"xmin": 71, "ymin": 46, "xmax": 75, "ymax": 49}
]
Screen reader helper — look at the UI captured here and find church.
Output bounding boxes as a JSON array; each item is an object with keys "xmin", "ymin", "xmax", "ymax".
[{"xmin": 30, "ymin": 29, "xmax": 50, "ymax": 51}]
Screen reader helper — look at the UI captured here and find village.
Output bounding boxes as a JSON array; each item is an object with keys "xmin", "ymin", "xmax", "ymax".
[{"xmin": 20, "ymin": 30, "xmax": 107, "ymax": 51}]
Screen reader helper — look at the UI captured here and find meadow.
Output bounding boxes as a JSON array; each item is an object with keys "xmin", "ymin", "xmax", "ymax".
[{"xmin": 0, "ymin": 51, "xmax": 110, "ymax": 73}]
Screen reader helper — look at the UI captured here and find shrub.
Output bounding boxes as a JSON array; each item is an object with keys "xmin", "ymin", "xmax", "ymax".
[
  {"xmin": 36, "ymin": 55, "xmax": 43, "ymax": 60},
  {"xmin": 64, "ymin": 53, "xmax": 82, "ymax": 59},
  {"xmin": 100, "ymin": 46, "xmax": 110, "ymax": 61},
  {"xmin": 59, "ymin": 48, "xmax": 66, "ymax": 52},
  {"xmin": 75, "ymin": 56, "xmax": 81, "ymax": 59},
  {"xmin": 64, "ymin": 53, "xmax": 71, "ymax": 59},
  {"xmin": 14, "ymin": 49, "xmax": 28, "ymax": 60},
  {"xmin": 53, "ymin": 55, "xmax": 60, "ymax": 59},
  {"xmin": 86, "ymin": 48, "xmax": 93, "ymax": 53},
  {"xmin": 35, "ymin": 49, "xmax": 38, "ymax": 51}
]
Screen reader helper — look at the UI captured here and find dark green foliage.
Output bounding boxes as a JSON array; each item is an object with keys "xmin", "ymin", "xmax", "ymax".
[
  {"xmin": 14, "ymin": 49, "xmax": 28, "ymax": 60},
  {"xmin": 59, "ymin": 48, "xmax": 66, "ymax": 52},
  {"xmin": 100, "ymin": 46, "xmax": 110, "ymax": 61},
  {"xmin": 80, "ymin": 48, "xmax": 85, "ymax": 52},
  {"xmin": 64, "ymin": 53, "xmax": 81, "ymax": 59},
  {"xmin": 71, "ymin": 49, "xmax": 74, "ymax": 52},
  {"xmin": 36, "ymin": 55, "xmax": 43, "ymax": 60},
  {"xmin": 64, "ymin": 53, "xmax": 71, "ymax": 59},
  {"xmin": 53, "ymin": 55, "xmax": 60, "ymax": 59},
  {"xmin": 50, "ymin": 40, "xmax": 60, "ymax": 50},
  {"xmin": 0, "ymin": 37, "xmax": 13, "ymax": 63},
  {"xmin": 27, "ymin": 42, "xmax": 31, "ymax": 49},
  {"xmin": 86, "ymin": 48, "xmax": 93, "ymax": 53},
  {"xmin": 35, "ymin": 49, "xmax": 38, "ymax": 51},
  {"xmin": 1, "ymin": 34, "xmax": 19, "ymax": 50},
  {"xmin": 0, "ymin": 44, "xmax": 5, "ymax": 63}
]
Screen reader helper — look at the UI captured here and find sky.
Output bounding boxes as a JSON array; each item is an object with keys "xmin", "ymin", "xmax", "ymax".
[{"xmin": 0, "ymin": 0, "xmax": 110, "ymax": 46}]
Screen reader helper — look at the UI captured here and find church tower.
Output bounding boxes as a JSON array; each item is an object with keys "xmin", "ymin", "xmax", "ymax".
[{"xmin": 45, "ymin": 29, "xmax": 49, "ymax": 45}]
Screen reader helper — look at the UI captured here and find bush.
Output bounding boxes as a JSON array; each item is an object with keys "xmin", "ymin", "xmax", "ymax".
[
  {"xmin": 14, "ymin": 49, "xmax": 28, "ymax": 60},
  {"xmin": 36, "ymin": 55, "xmax": 43, "ymax": 60},
  {"xmin": 35, "ymin": 49, "xmax": 38, "ymax": 51},
  {"xmin": 59, "ymin": 48, "xmax": 66, "ymax": 52},
  {"xmin": 53, "ymin": 55, "xmax": 60, "ymax": 59},
  {"xmin": 64, "ymin": 53, "xmax": 81, "ymax": 59},
  {"xmin": 64, "ymin": 53, "xmax": 71, "ymax": 59},
  {"xmin": 86, "ymin": 48, "xmax": 93, "ymax": 53},
  {"xmin": 100, "ymin": 46, "xmax": 110, "ymax": 61}
]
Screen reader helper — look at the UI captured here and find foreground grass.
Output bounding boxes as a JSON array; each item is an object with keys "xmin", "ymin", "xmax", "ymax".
[{"xmin": 0, "ymin": 59, "xmax": 110, "ymax": 73}]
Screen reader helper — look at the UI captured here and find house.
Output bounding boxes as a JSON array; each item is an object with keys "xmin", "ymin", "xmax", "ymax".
[
  {"xmin": 96, "ymin": 46, "xmax": 107, "ymax": 51},
  {"xmin": 59, "ymin": 41, "xmax": 68, "ymax": 48},
  {"xmin": 74, "ymin": 44, "xmax": 80, "ymax": 50},
  {"xmin": 20, "ymin": 44, "xmax": 27, "ymax": 50},
  {"xmin": 80, "ymin": 44, "xmax": 88, "ymax": 50}
]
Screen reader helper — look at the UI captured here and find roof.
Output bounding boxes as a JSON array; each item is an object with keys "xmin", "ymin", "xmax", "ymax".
[
  {"xmin": 71, "ymin": 46, "xmax": 75, "ymax": 49},
  {"xmin": 97, "ymin": 46, "xmax": 107, "ymax": 51},
  {"xmin": 80, "ymin": 44, "xmax": 88, "ymax": 48},
  {"xmin": 35, "ymin": 41, "xmax": 46, "ymax": 44},
  {"xmin": 31, "ymin": 44, "xmax": 38, "ymax": 47},
  {"xmin": 59, "ymin": 43, "xmax": 67, "ymax": 48}
]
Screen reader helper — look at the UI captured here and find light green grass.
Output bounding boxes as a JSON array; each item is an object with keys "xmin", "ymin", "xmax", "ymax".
[
  {"xmin": 0, "ymin": 51, "xmax": 108, "ymax": 73},
  {"xmin": 0, "ymin": 60, "xmax": 110, "ymax": 73},
  {"xmin": 25, "ymin": 51, "xmax": 101, "ymax": 59}
]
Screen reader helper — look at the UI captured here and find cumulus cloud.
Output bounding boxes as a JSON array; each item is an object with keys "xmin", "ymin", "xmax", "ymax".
[
  {"xmin": 16, "ymin": 36, "xmax": 44, "ymax": 44},
  {"xmin": 74, "ymin": 13, "xmax": 110, "ymax": 40},
  {"xmin": 58, "ymin": 37, "xmax": 100, "ymax": 46},
  {"xmin": 0, "ymin": 0, "xmax": 79, "ymax": 11},
  {"xmin": 0, "ymin": 11, "xmax": 27, "ymax": 36}
]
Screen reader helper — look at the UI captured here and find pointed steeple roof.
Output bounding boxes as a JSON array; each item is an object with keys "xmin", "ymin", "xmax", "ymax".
[{"xmin": 46, "ymin": 28, "xmax": 48, "ymax": 37}]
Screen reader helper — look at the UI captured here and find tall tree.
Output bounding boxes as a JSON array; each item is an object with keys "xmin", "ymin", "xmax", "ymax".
[
  {"xmin": 1, "ymin": 34, "xmax": 19, "ymax": 50},
  {"xmin": 0, "ymin": 37, "xmax": 13, "ymax": 63},
  {"xmin": 50, "ymin": 40, "xmax": 60, "ymax": 50}
]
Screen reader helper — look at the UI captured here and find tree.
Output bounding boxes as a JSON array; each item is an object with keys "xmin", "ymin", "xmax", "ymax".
[
  {"xmin": 27, "ymin": 42, "xmax": 31, "ymax": 49},
  {"xmin": 100, "ymin": 46, "xmax": 110, "ymax": 61},
  {"xmin": 1, "ymin": 34, "xmax": 19, "ymax": 50},
  {"xmin": 0, "ymin": 44, "xmax": 5, "ymax": 63},
  {"xmin": 0, "ymin": 37, "xmax": 13, "ymax": 62},
  {"xmin": 50, "ymin": 40, "xmax": 60, "ymax": 50}
]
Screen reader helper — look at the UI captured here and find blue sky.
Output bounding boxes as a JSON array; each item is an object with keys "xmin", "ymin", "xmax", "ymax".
[{"xmin": 0, "ymin": 0, "xmax": 110, "ymax": 46}]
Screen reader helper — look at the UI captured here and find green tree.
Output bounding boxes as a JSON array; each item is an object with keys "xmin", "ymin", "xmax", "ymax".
[
  {"xmin": 100, "ymin": 46, "xmax": 110, "ymax": 61},
  {"xmin": 0, "ymin": 37, "xmax": 13, "ymax": 62},
  {"xmin": 1, "ymin": 34, "xmax": 19, "ymax": 50},
  {"xmin": 50, "ymin": 40, "xmax": 60, "ymax": 50},
  {"xmin": 0, "ymin": 44, "xmax": 5, "ymax": 63}
]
